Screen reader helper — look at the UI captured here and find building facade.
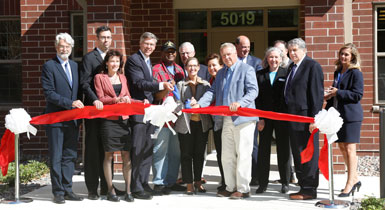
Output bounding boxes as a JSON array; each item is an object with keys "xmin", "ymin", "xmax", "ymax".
[{"xmin": 0, "ymin": 0, "xmax": 383, "ymax": 173}]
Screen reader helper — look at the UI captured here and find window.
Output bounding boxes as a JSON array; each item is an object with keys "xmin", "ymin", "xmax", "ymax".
[
  {"xmin": 375, "ymin": 6, "xmax": 385, "ymax": 103},
  {"xmin": 0, "ymin": 18, "xmax": 21, "ymax": 104},
  {"xmin": 70, "ymin": 12, "xmax": 84, "ymax": 62}
]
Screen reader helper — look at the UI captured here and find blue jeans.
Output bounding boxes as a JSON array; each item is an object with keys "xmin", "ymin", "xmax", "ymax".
[{"xmin": 152, "ymin": 127, "xmax": 180, "ymax": 186}]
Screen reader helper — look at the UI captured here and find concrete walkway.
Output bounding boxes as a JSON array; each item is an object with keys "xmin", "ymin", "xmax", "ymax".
[{"xmin": 2, "ymin": 153, "xmax": 380, "ymax": 210}]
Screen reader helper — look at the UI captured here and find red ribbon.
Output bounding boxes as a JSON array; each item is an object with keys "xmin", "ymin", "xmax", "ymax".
[
  {"xmin": 1, "ymin": 104, "xmax": 328, "ymax": 179},
  {"xmin": 0, "ymin": 129, "xmax": 15, "ymax": 176}
]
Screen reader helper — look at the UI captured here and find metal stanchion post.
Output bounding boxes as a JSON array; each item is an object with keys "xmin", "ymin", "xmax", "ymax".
[
  {"xmin": 3, "ymin": 134, "xmax": 33, "ymax": 204},
  {"xmin": 316, "ymin": 141, "xmax": 350, "ymax": 208}
]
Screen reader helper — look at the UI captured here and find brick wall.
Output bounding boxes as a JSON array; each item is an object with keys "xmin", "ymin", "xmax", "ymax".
[
  {"xmin": 302, "ymin": 0, "xmax": 381, "ymax": 173},
  {"xmin": 19, "ymin": 0, "xmax": 82, "ymax": 157}
]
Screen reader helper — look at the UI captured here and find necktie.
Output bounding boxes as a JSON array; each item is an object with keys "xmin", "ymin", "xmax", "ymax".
[
  {"xmin": 222, "ymin": 67, "xmax": 232, "ymax": 106},
  {"xmin": 64, "ymin": 62, "xmax": 72, "ymax": 88},
  {"xmin": 146, "ymin": 59, "xmax": 152, "ymax": 75},
  {"xmin": 284, "ymin": 64, "xmax": 297, "ymax": 103}
]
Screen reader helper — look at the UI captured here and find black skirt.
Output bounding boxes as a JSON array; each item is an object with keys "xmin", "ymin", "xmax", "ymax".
[
  {"xmin": 101, "ymin": 118, "xmax": 132, "ymax": 152},
  {"xmin": 336, "ymin": 121, "xmax": 362, "ymax": 143}
]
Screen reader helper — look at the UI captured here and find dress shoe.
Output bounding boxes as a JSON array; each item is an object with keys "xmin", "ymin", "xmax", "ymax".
[
  {"xmin": 107, "ymin": 192, "xmax": 120, "ymax": 202},
  {"xmin": 169, "ymin": 183, "xmax": 187, "ymax": 191},
  {"xmin": 162, "ymin": 186, "xmax": 171, "ymax": 195},
  {"xmin": 289, "ymin": 192, "xmax": 316, "ymax": 200},
  {"xmin": 255, "ymin": 186, "xmax": 267, "ymax": 194},
  {"xmin": 229, "ymin": 191, "xmax": 250, "ymax": 199},
  {"xmin": 194, "ymin": 181, "xmax": 206, "ymax": 193},
  {"xmin": 176, "ymin": 178, "xmax": 185, "ymax": 185},
  {"xmin": 249, "ymin": 178, "xmax": 259, "ymax": 186},
  {"xmin": 281, "ymin": 184, "xmax": 289, "ymax": 194},
  {"xmin": 64, "ymin": 192, "xmax": 84, "ymax": 201},
  {"xmin": 217, "ymin": 184, "xmax": 226, "ymax": 191},
  {"xmin": 217, "ymin": 190, "xmax": 233, "ymax": 197},
  {"xmin": 143, "ymin": 184, "xmax": 154, "ymax": 194},
  {"xmin": 124, "ymin": 193, "xmax": 134, "ymax": 202},
  {"xmin": 53, "ymin": 195, "xmax": 65, "ymax": 204},
  {"xmin": 152, "ymin": 185, "xmax": 165, "ymax": 196},
  {"xmin": 114, "ymin": 186, "xmax": 126, "ymax": 196},
  {"xmin": 88, "ymin": 192, "xmax": 99, "ymax": 200},
  {"xmin": 132, "ymin": 191, "xmax": 153, "ymax": 200}
]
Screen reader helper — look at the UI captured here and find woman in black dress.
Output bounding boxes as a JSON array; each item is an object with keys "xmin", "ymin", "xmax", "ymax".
[
  {"xmin": 325, "ymin": 43, "xmax": 364, "ymax": 197},
  {"xmin": 94, "ymin": 50, "xmax": 134, "ymax": 202}
]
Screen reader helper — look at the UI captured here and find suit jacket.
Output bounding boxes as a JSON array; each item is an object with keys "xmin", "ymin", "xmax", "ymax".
[
  {"xmin": 198, "ymin": 60, "xmax": 259, "ymax": 131},
  {"xmin": 325, "ymin": 68, "xmax": 363, "ymax": 122},
  {"xmin": 285, "ymin": 55, "xmax": 324, "ymax": 131},
  {"xmin": 94, "ymin": 73, "xmax": 131, "ymax": 120},
  {"xmin": 80, "ymin": 48, "xmax": 104, "ymax": 105},
  {"xmin": 174, "ymin": 77, "xmax": 213, "ymax": 134},
  {"xmin": 41, "ymin": 56, "xmax": 80, "ymax": 127},
  {"xmin": 255, "ymin": 66, "xmax": 287, "ymax": 115},
  {"xmin": 246, "ymin": 55, "xmax": 263, "ymax": 71},
  {"xmin": 125, "ymin": 51, "xmax": 160, "ymax": 122}
]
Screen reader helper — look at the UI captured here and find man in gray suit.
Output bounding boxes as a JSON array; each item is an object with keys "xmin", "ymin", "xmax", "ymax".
[{"xmin": 193, "ymin": 43, "xmax": 258, "ymax": 199}]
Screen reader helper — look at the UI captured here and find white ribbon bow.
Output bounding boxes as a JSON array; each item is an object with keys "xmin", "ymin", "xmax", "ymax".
[
  {"xmin": 143, "ymin": 96, "xmax": 180, "ymax": 136},
  {"xmin": 5, "ymin": 108, "xmax": 37, "ymax": 139},
  {"xmin": 314, "ymin": 107, "xmax": 344, "ymax": 144}
]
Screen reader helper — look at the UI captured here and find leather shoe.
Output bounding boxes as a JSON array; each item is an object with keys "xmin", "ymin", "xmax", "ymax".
[
  {"xmin": 169, "ymin": 183, "xmax": 187, "ymax": 191},
  {"xmin": 217, "ymin": 190, "xmax": 233, "ymax": 197},
  {"xmin": 152, "ymin": 185, "xmax": 165, "ymax": 196},
  {"xmin": 250, "ymin": 178, "xmax": 259, "ymax": 186},
  {"xmin": 53, "ymin": 195, "xmax": 65, "ymax": 204},
  {"xmin": 114, "ymin": 186, "xmax": 126, "ymax": 196},
  {"xmin": 107, "ymin": 192, "xmax": 120, "ymax": 202},
  {"xmin": 256, "ymin": 186, "xmax": 267, "ymax": 194},
  {"xmin": 289, "ymin": 192, "xmax": 316, "ymax": 200},
  {"xmin": 132, "ymin": 191, "xmax": 153, "ymax": 200},
  {"xmin": 64, "ymin": 192, "xmax": 83, "ymax": 201},
  {"xmin": 124, "ymin": 193, "xmax": 134, "ymax": 202},
  {"xmin": 230, "ymin": 191, "xmax": 250, "ymax": 199},
  {"xmin": 281, "ymin": 184, "xmax": 289, "ymax": 194},
  {"xmin": 143, "ymin": 184, "xmax": 154, "ymax": 194},
  {"xmin": 88, "ymin": 192, "xmax": 99, "ymax": 200}
]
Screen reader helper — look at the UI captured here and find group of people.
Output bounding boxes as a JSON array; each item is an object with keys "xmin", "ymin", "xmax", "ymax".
[{"xmin": 41, "ymin": 25, "xmax": 364, "ymax": 204}]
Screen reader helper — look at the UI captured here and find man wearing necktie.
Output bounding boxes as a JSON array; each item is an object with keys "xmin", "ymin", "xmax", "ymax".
[
  {"xmin": 284, "ymin": 38, "xmax": 324, "ymax": 200},
  {"xmin": 41, "ymin": 33, "xmax": 84, "ymax": 204},
  {"xmin": 124, "ymin": 32, "xmax": 174, "ymax": 200},
  {"xmin": 195, "ymin": 43, "xmax": 258, "ymax": 199}
]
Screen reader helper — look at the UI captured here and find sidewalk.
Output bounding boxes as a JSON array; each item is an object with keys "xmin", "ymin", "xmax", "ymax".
[{"xmin": 2, "ymin": 153, "xmax": 380, "ymax": 210}]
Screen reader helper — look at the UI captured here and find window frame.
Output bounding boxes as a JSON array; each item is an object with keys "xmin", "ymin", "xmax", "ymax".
[{"xmin": 374, "ymin": 4, "xmax": 385, "ymax": 104}]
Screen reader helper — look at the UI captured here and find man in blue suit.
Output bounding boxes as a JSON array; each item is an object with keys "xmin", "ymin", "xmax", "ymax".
[
  {"xmin": 41, "ymin": 33, "xmax": 84, "ymax": 204},
  {"xmin": 235, "ymin": 35, "xmax": 262, "ymax": 186},
  {"xmin": 194, "ymin": 43, "xmax": 258, "ymax": 199}
]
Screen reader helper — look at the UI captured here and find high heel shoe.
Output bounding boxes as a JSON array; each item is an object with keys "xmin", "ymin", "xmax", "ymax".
[
  {"xmin": 186, "ymin": 183, "xmax": 194, "ymax": 195},
  {"xmin": 107, "ymin": 192, "xmax": 120, "ymax": 202},
  {"xmin": 338, "ymin": 185, "xmax": 357, "ymax": 197},
  {"xmin": 354, "ymin": 181, "xmax": 361, "ymax": 192},
  {"xmin": 194, "ymin": 182, "xmax": 206, "ymax": 193}
]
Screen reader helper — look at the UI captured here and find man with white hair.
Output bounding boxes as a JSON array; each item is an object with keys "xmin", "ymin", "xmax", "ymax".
[
  {"xmin": 179, "ymin": 42, "xmax": 210, "ymax": 81},
  {"xmin": 41, "ymin": 32, "xmax": 84, "ymax": 204},
  {"xmin": 194, "ymin": 43, "xmax": 258, "ymax": 199}
]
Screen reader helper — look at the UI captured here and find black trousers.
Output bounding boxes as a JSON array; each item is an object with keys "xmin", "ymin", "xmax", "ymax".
[
  {"xmin": 257, "ymin": 119, "xmax": 290, "ymax": 187},
  {"xmin": 213, "ymin": 129, "xmax": 225, "ymax": 186},
  {"xmin": 130, "ymin": 121, "xmax": 153, "ymax": 192},
  {"xmin": 178, "ymin": 121, "xmax": 208, "ymax": 183},
  {"xmin": 84, "ymin": 119, "xmax": 108, "ymax": 194},
  {"xmin": 289, "ymin": 129, "xmax": 319, "ymax": 196},
  {"xmin": 47, "ymin": 125, "xmax": 78, "ymax": 196}
]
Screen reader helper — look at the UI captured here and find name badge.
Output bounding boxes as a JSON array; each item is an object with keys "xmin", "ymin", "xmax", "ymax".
[{"xmin": 278, "ymin": 78, "xmax": 286, "ymax": 82}]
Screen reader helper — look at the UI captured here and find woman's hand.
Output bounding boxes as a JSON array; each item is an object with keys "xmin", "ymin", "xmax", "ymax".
[
  {"xmin": 121, "ymin": 96, "xmax": 131, "ymax": 103},
  {"xmin": 257, "ymin": 119, "xmax": 265, "ymax": 131}
]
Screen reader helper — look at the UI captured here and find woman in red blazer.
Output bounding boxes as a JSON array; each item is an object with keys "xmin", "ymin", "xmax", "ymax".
[{"xmin": 94, "ymin": 50, "xmax": 134, "ymax": 202}]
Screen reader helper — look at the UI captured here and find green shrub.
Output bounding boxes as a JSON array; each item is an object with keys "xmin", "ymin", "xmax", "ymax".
[
  {"xmin": 360, "ymin": 196, "xmax": 385, "ymax": 210},
  {"xmin": 0, "ymin": 160, "xmax": 49, "ymax": 185}
]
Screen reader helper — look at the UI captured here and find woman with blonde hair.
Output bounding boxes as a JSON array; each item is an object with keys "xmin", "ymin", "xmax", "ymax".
[{"xmin": 325, "ymin": 43, "xmax": 364, "ymax": 197}]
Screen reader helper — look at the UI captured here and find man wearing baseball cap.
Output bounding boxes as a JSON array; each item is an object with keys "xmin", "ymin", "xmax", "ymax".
[{"xmin": 151, "ymin": 41, "xmax": 186, "ymax": 195}]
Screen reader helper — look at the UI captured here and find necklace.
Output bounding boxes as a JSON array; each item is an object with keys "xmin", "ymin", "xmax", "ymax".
[{"xmin": 109, "ymin": 74, "xmax": 120, "ymax": 84}]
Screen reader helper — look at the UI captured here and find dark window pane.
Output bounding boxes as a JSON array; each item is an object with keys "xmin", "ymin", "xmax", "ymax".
[
  {"xmin": 268, "ymin": 31, "xmax": 298, "ymax": 47},
  {"xmin": 0, "ymin": 20, "xmax": 21, "ymax": 60},
  {"xmin": 378, "ymin": 31, "xmax": 385, "ymax": 52},
  {"xmin": 178, "ymin": 32, "xmax": 207, "ymax": 63},
  {"xmin": 268, "ymin": 9, "xmax": 298, "ymax": 28},
  {"xmin": 378, "ymin": 7, "xmax": 385, "ymax": 29},
  {"xmin": 0, "ymin": 63, "xmax": 22, "ymax": 103},
  {"xmin": 71, "ymin": 14, "xmax": 84, "ymax": 59},
  {"xmin": 378, "ymin": 57, "xmax": 385, "ymax": 101},
  {"xmin": 178, "ymin": 11, "xmax": 207, "ymax": 30},
  {"xmin": 212, "ymin": 10, "xmax": 263, "ymax": 27}
]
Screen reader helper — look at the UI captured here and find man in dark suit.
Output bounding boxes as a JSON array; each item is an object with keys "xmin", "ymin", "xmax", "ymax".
[
  {"xmin": 179, "ymin": 42, "xmax": 210, "ymax": 81},
  {"xmin": 124, "ymin": 32, "xmax": 174, "ymax": 200},
  {"xmin": 235, "ymin": 35, "xmax": 262, "ymax": 186},
  {"xmin": 284, "ymin": 38, "xmax": 324, "ymax": 200},
  {"xmin": 80, "ymin": 25, "xmax": 121, "ymax": 200},
  {"xmin": 41, "ymin": 33, "xmax": 84, "ymax": 204}
]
